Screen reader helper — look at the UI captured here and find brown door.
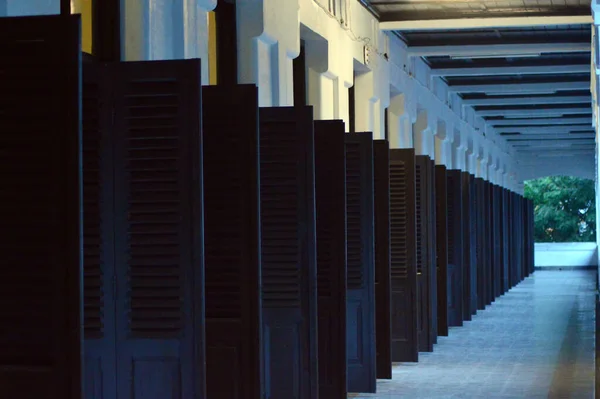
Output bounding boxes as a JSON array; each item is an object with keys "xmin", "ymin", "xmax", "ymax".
[
  {"xmin": 202, "ymin": 85, "xmax": 262, "ymax": 399},
  {"xmin": 315, "ymin": 120, "xmax": 348, "ymax": 397},
  {"xmin": 0, "ymin": 14, "xmax": 83, "ymax": 398}
]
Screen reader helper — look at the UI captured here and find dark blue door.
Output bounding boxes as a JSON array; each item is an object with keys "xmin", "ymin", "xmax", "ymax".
[
  {"xmin": 112, "ymin": 60, "xmax": 205, "ymax": 399},
  {"xmin": 345, "ymin": 132, "xmax": 376, "ymax": 393}
]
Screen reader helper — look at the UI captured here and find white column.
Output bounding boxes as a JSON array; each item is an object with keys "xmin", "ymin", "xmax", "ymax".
[
  {"xmin": 388, "ymin": 94, "xmax": 417, "ymax": 149},
  {"xmin": 183, "ymin": 0, "xmax": 217, "ymax": 85},
  {"xmin": 413, "ymin": 110, "xmax": 429, "ymax": 156},
  {"xmin": 237, "ymin": 0, "xmax": 299, "ymax": 106},
  {"xmin": 456, "ymin": 145, "xmax": 468, "ymax": 172}
]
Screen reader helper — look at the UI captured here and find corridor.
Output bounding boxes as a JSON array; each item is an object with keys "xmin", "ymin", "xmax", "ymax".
[{"xmin": 350, "ymin": 270, "xmax": 596, "ymax": 399}]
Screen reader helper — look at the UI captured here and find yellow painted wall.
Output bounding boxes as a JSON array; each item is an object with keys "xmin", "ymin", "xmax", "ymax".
[
  {"xmin": 71, "ymin": 0, "xmax": 93, "ymax": 54},
  {"xmin": 208, "ymin": 11, "xmax": 217, "ymax": 85}
]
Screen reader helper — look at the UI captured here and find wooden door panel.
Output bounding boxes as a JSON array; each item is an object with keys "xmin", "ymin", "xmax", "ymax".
[
  {"xmin": 415, "ymin": 156, "xmax": 431, "ymax": 352},
  {"xmin": 468, "ymin": 175, "xmax": 478, "ymax": 315},
  {"xmin": 389, "ymin": 149, "xmax": 418, "ymax": 362},
  {"xmin": 0, "ymin": 14, "xmax": 83, "ymax": 398},
  {"xmin": 446, "ymin": 170, "xmax": 464, "ymax": 327},
  {"xmin": 373, "ymin": 139, "xmax": 392, "ymax": 379},
  {"xmin": 346, "ymin": 132, "xmax": 376, "ymax": 393},
  {"xmin": 315, "ymin": 120, "xmax": 348, "ymax": 396},
  {"xmin": 435, "ymin": 166, "xmax": 448, "ymax": 336},
  {"xmin": 259, "ymin": 106, "xmax": 318, "ymax": 399},
  {"xmin": 112, "ymin": 59, "xmax": 205, "ymax": 399},
  {"xmin": 202, "ymin": 85, "xmax": 262, "ymax": 399},
  {"xmin": 460, "ymin": 172, "xmax": 472, "ymax": 321},
  {"xmin": 428, "ymin": 160, "xmax": 438, "ymax": 346},
  {"xmin": 82, "ymin": 56, "xmax": 118, "ymax": 399}
]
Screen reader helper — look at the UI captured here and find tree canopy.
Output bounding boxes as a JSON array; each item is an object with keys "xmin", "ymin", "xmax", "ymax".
[{"xmin": 524, "ymin": 176, "xmax": 596, "ymax": 243}]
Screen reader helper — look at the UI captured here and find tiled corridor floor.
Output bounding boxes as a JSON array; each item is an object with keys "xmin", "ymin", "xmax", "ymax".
[{"xmin": 350, "ymin": 270, "xmax": 597, "ymax": 399}]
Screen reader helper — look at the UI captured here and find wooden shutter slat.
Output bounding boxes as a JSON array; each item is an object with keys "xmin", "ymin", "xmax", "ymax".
[
  {"xmin": 0, "ymin": 14, "xmax": 82, "ymax": 397},
  {"xmin": 345, "ymin": 132, "xmax": 376, "ymax": 393},
  {"xmin": 315, "ymin": 120, "xmax": 348, "ymax": 397},
  {"xmin": 202, "ymin": 84, "xmax": 262, "ymax": 399},
  {"xmin": 389, "ymin": 148, "xmax": 418, "ymax": 362},
  {"xmin": 112, "ymin": 59, "xmax": 205, "ymax": 399},
  {"xmin": 259, "ymin": 106, "xmax": 318, "ymax": 399}
]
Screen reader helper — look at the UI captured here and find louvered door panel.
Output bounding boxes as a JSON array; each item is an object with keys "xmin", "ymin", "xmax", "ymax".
[
  {"xmin": 0, "ymin": 15, "xmax": 82, "ymax": 398},
  {"xmin": 314, "ymin": 120, "xmax": 347, "ymax": 398},
  {"xmin": 460, "ymin": 172, "xmax": 473, "ymax": 321},
  {"xmin": 475, "ymin": 178, "xmax": 485, "ymax": 310},
  {"xmin": 389, "ymin": 149, "xmax": 418, "ymax": 362},
  {"xmin": 112, "ymin": 60, "xmax": 205, "ymax": 399},
  {"xmin": 502, "ymin": 188, "xmax": 510, "ymax": 293},
  {"xmin": 434, "ymin": 166, "xmax": 448, "ymax": 337},
  {"xmin": 82, "ymin": 58, "xmax": 118, "ymax": 399},
  {"xmin": 415, "ymin": 156, "xmax": 431, "ymax": 352},
  {"xmin": 202, "ymin": 85, "xmax": 262, "ymax": 399},
  {"xmin": 484, "ymin": 181, "xmax": 492, "ymax": 306},
  {"xmin": 345, "ymin": 133, "xmax": 376, "ymax": 393},
  {"xmin": 468, "ymin": 175, "xmax": 478, "ymax": 315},
  {"xmin": 428, "ymin": 160, "xmax": 438, "ymax": 346},
  {"xmin": 373, "ymin": 139, "xmax": 391, "ymax": 379},
  {"xmin": 493, "ymin": 185, "xmax": 502, "ymax": 299},
  {"xmin": 259, "ymin": 106, "xmax": 318, "ymax": 399},
  {"xmin": 446, "ymin": 170, "xmax": 463, "ymax": 327}
]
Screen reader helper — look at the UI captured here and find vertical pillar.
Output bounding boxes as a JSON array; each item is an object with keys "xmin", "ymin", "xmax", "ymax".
[
  {"xmin": 414, "ymin": 112, "xmax": 436, "ymax": 158},
  {"xmin": 183, "ymin": 0, "xmax": 217, "ymax": 84},
  {"xmin": 237, "ymin": 0, "xmax": 299, "ymax": 106}
]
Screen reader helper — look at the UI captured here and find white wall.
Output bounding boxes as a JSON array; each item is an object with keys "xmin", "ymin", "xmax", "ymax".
[{"xmin": 535, "ymin": 242, "xmax": 598, "ymax": 268}]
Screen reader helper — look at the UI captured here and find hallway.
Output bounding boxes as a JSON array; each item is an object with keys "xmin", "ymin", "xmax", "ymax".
[{"xmin": 350, "ymin": 270, "xmax": 596, "ymax": 399}]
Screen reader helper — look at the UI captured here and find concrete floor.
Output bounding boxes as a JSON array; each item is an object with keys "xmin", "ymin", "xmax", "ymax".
[{"xmin": 350, "ymin": 270, "xmax": 596, "ymax": 399}]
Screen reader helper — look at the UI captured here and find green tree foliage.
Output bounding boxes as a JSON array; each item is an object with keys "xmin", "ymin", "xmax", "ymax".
[{"xmin": 524, "ymin": 176, "xmax": 596, "ymax": 243}]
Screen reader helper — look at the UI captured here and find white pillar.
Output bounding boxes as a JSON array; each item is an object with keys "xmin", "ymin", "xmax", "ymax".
[
  {"xmin": 388, "ymin": 94, "xmax": 417, "ymax": 149},
  {"xmin": 237, "ymin": 0, "xmax": 299, "ymax": 106}
]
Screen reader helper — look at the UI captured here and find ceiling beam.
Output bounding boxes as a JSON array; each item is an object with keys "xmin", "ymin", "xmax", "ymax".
[
  {"xmin": 479, "ymin": 107, "xmax": 591, "ymax": 117},
  {"xmin": 490, "ymin": 117, "xmax": 592, "ymax": 126},
  {"xmin": 380, "ymin": 15, "xmax": 593, "ymax": 31},
  {"xmin": 431, "ymin": 64, "xmax": 589, "ymax": 77},
  {"xmin": 448, "ymin": 81, "xmax": 589, "ymax": 93},
  {"xmin": 464, "ymin": 95, "xmax": 591, "ymax": 106},
  {"xmin": 407, "ymin": 42, "xmax": 590, "ymax": 57}
]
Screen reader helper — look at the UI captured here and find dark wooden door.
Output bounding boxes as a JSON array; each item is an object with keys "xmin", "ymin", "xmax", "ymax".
[
  {"xmin": 112, "ymin": 59, "xmax": 205, "ymax": 399},
  {"xmin": 0, "ymin": 14, "xmax": 82, "ymax": 398},
  {"xmin": 259, "ymin": 106, "xmax": 318, "ymax": 399},
  {"xmin": 428, "ymin": 160, "xmax": 438, "ymax": 346},
  {"xmin": 434, "ymin": 166, "xmax": 448, "ymax": 337},
  {"xmin": 373, "ymin": 140, "xmax": 392, "ymax": 379},
  {"xmin": 389, "ymin": 149, "xmax": 418, "ymax": 362},
  {"xmin": 483, "ymin": 181, "xmax": 492, "ymax": 306},
  {"xmin": 493, "ymin": 186, "xmax": 502, "ymax": 299},
  {"xmin": 345, "ymin": 132, "xmax": 376, "ymax": 393},
  {"xmin": 502, "ymin": 188, "xmax": 510, "ymax": 293},
  {"xmin": 446, "ymin": 170, "xmax": 464, "ymax": 327},
  {"xmin": 468, "ymin": 175, "xmax": 478, "ymax": 315},
  {"xmin": 475, "ymin": 178, "xmax": 485, "ymax": 310},
  {"xmin": 460, "ymin": 172, "xmax": 472, "ymax": 321},
  {"xmin": 415, "ymin": 155, "xmax": 432, "ymax": 352},
  {"xmin": 315, "ymin": 120, "xmax": 348, "ymax": 397},
  {"xmin": 82, "ymin": 56, "xmax": 118, "ymax": 399},
  {"xmin": 202, "ymin": 85, "xmax": 262, "ymax": 399}
]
